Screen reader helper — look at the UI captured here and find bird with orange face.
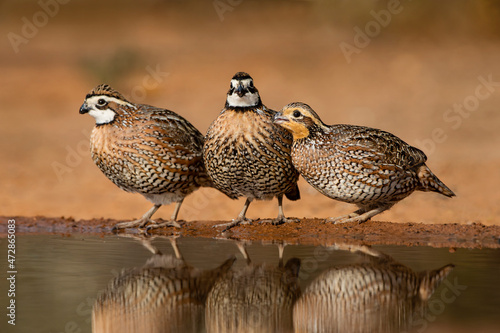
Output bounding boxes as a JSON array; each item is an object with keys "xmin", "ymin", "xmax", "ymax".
[{"xmin": 274, "ymin": 102, "xmax": 455, "ymax": 224}]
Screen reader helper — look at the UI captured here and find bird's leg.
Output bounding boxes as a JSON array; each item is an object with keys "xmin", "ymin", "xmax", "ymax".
[
  {"xmin": 114, "ymin": 233, "xmax": 162, "ymax": 255},
  {"xmin": 325, "ymin": 242, "xmax": 395, "ymax": 265},
  {"xmin": 170, "ymin": 199, "xmax": 183, "ymax": 221},
  {"xmin": 325, "ymin": 208, "xmax": 364, "ymax": 224},
  {"xmin": 213, "ymin": 198, "xmax": 253, "ymax": 232},
  {"xmin": 236, "ymin": 242, "xmax": 251, "ymax": 265},
  {"xmin": 327, "ymin": 204, "xmax": 391, "ymax": 224},
  {"xmin": 261, "ymin": 195, "xmax": 300, "ymax": 225},
  {"xmin": 168, "ymin": 236, "xmax": 183, "ymax": 260},
  {"xmin": 236, "ymin": 197, "xmax": 252, "ymax": 221},
  {"xmin": 345, "ymin": 205, "xmax": 389, "ymax": 224},
  {"xmin": 112, "ymin": 204, "xmax": 161, "ymax": 231},
  {"xmin": 278, "ymin": 243, "xmax": 285, "ymax": 268},
  {"xmin": 147, "ymin": 199, "xmax": 184, "ymax": 230},
  {"xmin": 326, "ymin": 242, "xmax": 385, "ymax": 258}
]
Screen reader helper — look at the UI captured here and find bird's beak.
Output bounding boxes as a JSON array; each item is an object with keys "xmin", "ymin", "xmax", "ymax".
[
  {"xmin": 79, "ymin": 103, "xmax": 90, "ymax": 114},
  {"xmin": 236, "ymin": 84, "xmax": 245, "ymax": 97},
  {"xmin": 273, "ymin": 113, "xmax": 289, "ymax": 125}
]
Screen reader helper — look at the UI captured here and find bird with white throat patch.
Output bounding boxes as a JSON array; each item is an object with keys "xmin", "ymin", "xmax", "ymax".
[
  {"xmin": 203, "ymin": 72, "xmax": 300, "ymax": 231},
  {"xmin": 79, "ymin": 84, "xmax": 213, "ymax": 231}
]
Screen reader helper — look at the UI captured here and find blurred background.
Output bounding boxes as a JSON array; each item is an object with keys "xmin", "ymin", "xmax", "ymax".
[{"xmin": 1, "ymin": 0, "xmax": 499, "ymax": 224}]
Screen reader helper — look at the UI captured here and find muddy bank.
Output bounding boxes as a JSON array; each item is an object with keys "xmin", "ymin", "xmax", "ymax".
[{"xmin": 2, "ymin": 216, "xmax": 499, "ymax": 249}]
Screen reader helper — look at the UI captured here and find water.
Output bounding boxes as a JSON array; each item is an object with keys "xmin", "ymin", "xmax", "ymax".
[{"xmin": 1, "ymin": 235, "xmax": 499, "ymax": 333}]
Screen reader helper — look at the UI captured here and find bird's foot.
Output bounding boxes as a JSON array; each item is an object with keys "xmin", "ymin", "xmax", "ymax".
[
  {"xmin": 213, "ymin": 218, "xmax": 253, "ymax": 232},
  {"xmin": 326, "ymin": 206, "xmax": 388, "ymax": 225},
  {"xmin": 146, "ymin": 220, "xmax": 183, "ymax": 232},
  {"xmin": 260, "ymin": 216, "xmax": 300, "ymax": 226},
  {"xmin": 326, "ymin": 213, "xmax": 370, "ymax": 224},
  {"xmin": 112, "ymin": 218, "xmax": 152, "ymax": 232}
]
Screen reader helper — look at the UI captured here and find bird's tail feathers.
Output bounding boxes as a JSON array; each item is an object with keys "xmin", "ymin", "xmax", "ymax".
[
  {"xmin": 285, "ymin": 184, "xmax": 301, "ymax": 201},
  {"xmin": 418, "ymin": 264, "xmax": 455, "ymax": 301},
  {"xmin": 417, "ymin": 165, "xmax": 455, "ymax": 197}
]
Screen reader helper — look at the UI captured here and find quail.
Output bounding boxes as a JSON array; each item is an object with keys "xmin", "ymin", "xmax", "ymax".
[
  {"xmin": 79, "ymin": 84, "xmax": 212, "ymax": 230},
  {"xmin": 274, "ymin": 102, "xmax": 455, "ymax": 224},
  {"xmin": 203, "ymin": 72, "xmax": 300, "ymax": 231},
  {"xmin": 93, "ymin": 236, "xmax": 235, "ymax": 333},
  {"xmin": 293, "ymin": 244, "xmax": 454, "ymax": 333},
  {"xmin": 206, "ymin": 242, "xmax": 301, "ymax": 332}
]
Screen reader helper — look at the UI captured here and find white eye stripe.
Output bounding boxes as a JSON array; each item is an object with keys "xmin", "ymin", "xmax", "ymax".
[{"xmin": 86, "ymin": 95, "xmax": 134, "ymax": 108}]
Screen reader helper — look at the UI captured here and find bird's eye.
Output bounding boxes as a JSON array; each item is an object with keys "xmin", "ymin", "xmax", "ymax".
[
  {"xmin": 249, "ymin": 81, "xmax": 254, "ymax": 87},
  {"xmin": 292, "ymin": 110, "xmax": 302, "ymax": 118},
  {"xmin": 97, "ymin": 98, "xmax": 107, "ymax": 106}
]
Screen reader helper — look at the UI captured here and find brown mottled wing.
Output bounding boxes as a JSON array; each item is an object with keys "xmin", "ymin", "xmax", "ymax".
[
  {"xmin": 332, "ymin": 124, "xmax": 427, "ymax": 169},
  {"xmin": 147, "ymin": 107, "xmax": 205, "ymax": 153},
  {"xmin": 139, "ymin": 104, "xmax": 209, "ymax": 186}
]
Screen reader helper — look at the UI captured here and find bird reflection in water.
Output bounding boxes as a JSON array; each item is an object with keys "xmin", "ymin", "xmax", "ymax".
[
  {"xmin": 92, "ymin": 236, "xmax": 235, "ymax": 333},
  {"xmin": 92, "ymin": 238, "xmax": 453, "ymax": 333},
  {"xmin": 293, "ymin": 244, "xmax": 454, "ymax": 333},
  {"xmin": 206, "ymin": 243, "xmax": 301, "ymax": 333}
]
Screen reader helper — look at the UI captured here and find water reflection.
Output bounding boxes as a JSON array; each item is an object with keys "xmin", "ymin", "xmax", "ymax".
[
  {"xmin": 92, "ymin": 239, "xmax": 453, "ymax": 333},
  {"xmin": 92, "ymin": 236, "xmax": 235, "ymax": 333},
  {"xmin": 206, "ymin": 243, "xmax": 301, "ymax": 333},
  {"xmin": 293, "ymin": 244, "xmax": 454, "ymax": 333}
]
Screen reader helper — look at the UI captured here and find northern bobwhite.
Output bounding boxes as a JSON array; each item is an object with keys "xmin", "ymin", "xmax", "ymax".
[
  {"xmin": 93, "ymin": 236, "xmax": 235, "ymax": 333},
  {"xmin": 79, "ymin": 84, "xmax": 212, "ymax": 230},
  {"xmin": 293, "ymin": 244, "xmax": 454, "ymax": 332},
  {"xmin": 274, "ymin": 102, "xmax": 455, "ymax": 224},
  {"xmin": 203, "ymin": 72, "xmax": 300, "ymax": 230},
  {"xmin": 206, "ymin": 242, "xmax": 301, "ymax": 332}
]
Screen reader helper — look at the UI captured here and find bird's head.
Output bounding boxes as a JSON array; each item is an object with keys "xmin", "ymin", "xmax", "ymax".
[
  {"xmin": 225, "ymin": 72, "xmax": 262, "ymax": 108},
  {"xmin": 273, "ymin": 102, "xmax": 325, "ymax": 140},
  {"xmin": 79, "ymin": 84, "xmax": 135, "ymax": 125}
]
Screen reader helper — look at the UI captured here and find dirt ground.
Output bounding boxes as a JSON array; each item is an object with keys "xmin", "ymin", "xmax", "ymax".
[
  {"xmin": 1, "ymin": 1, "xmax": 500, "ymax": 242},
  {"xmin": 3, "ymin": 216, "xmax": 499, "ymax": 249}
]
